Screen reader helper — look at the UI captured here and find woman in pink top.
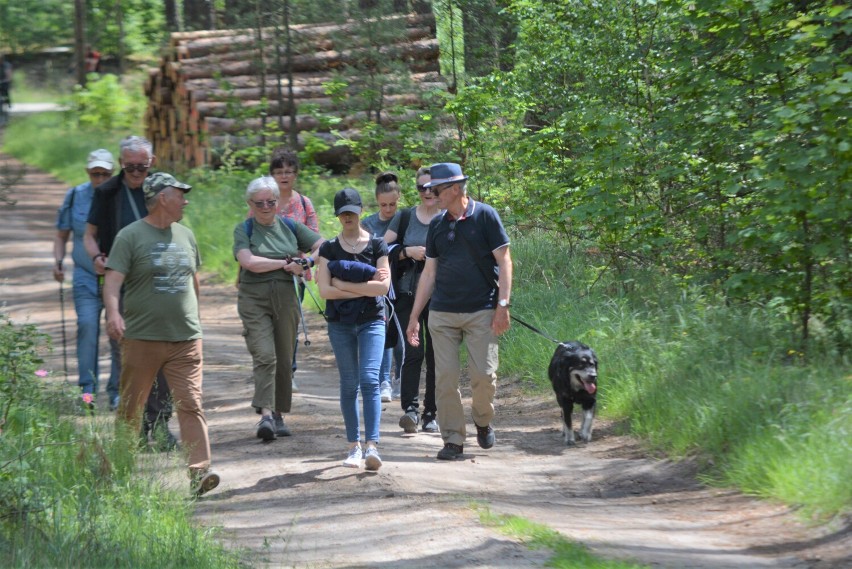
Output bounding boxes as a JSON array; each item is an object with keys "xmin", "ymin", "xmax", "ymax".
[{"xmin": 268, "ymin": 147, "xmax": 320, "ymax": 390}]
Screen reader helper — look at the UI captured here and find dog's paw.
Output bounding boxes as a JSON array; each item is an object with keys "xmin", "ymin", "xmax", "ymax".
[{"xmin": 562, "ymin": 425, "xmax": 576, "ymax": 446}]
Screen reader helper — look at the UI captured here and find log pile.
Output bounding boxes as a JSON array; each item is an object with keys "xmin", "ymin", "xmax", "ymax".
[{"xmin": 144, "ymin": 13, "xmax": 447, "ymax": 170}]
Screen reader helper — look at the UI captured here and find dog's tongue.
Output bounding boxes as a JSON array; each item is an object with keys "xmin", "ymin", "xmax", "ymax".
[{"xmin": 584, "ymin": 381, "xmax": 597, "ymax": 395}]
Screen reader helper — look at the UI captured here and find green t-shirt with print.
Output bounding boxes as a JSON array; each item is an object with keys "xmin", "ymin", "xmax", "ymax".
[{"xmin": 106, "ymin": 220, "xmax": 202, "ymax": 342}]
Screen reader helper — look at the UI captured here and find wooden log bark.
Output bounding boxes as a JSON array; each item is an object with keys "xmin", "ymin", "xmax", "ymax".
[
  {"xmin": 171, "ymin": 38, "xmax": 438, "ymax": 79},
  {"xmin": 202, "ymin": 109, "xmax": 422, "ymax": 135}
]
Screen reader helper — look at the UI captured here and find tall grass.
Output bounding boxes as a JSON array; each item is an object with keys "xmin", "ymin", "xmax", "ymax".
[
  {"xmin": 0, "ymin": 316, "xmax": 244, "ymax": 568},
  {"xmin": 502, "ymin": 230, "xmax": 851, "ymax": 519}
]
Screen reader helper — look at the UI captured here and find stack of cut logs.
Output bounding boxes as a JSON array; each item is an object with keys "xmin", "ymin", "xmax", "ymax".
[{"xmin": 144, "ymin": 12, "xmax": 447, "ymax": 170}]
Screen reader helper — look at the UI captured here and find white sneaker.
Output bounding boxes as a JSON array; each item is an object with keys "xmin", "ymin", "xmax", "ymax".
[
  {"xmin": 391, "ymin": 376, "xmax": 401, "ymax": 399},
  {"xmin": 380, "ymin": 381, "xmax": 392, "ymax": 402},
  {"xmin": 291, "ymin": 378, "xmax": 300, "ymax": 393},
  {"xmin": 364, "ymin": 446, "xmax": 382, "ymax": 471},
  {"xmin": 343, "ymin": 444, "xmax": 362, "ymax": 468}
]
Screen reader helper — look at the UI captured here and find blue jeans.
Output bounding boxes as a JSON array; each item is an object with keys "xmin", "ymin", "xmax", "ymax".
[
  {"xmin": 73, "ymin": 268, "xmax": 119, "ymax": 400},
  {"xmin": 327, "ymin": 318, "xmax": 385, "ymax": 444}
]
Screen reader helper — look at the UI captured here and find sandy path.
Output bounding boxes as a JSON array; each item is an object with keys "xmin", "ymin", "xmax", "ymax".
[{"xmin": 1, "ymin": 148, "xmax": 849, "ymax": 568}]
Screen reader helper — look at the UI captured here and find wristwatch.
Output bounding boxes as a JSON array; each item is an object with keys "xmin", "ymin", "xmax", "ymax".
[{"xmin": 498, "ymin": 299, "xmax": 510, "ymax": 308}]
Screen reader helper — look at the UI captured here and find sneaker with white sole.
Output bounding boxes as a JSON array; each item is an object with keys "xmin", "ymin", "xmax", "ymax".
[
  {"xmin": 343, "ymin": 444, "xmax": 362, "ymax": 468},
  {"xmin": 364, "ymin": 446, "xmax": 382, "ymax": 471},
  {"xmin": 399, "ymin": 410, "xmax": 419, "ymax": 433},
  {"xmin": 380, "ymin": 381, "xmax": 392, "ymax": 402}
]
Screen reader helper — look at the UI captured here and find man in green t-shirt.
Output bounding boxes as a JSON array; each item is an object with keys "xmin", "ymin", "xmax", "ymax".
[{"xmin": 103, "ymin": 172, "xmax": 219, "ymax": 497}]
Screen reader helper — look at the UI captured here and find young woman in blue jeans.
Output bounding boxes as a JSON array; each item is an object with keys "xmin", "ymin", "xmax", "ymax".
[{"xmin": 316, "ymin": 188, "xmax": 390, "ymax": 470}]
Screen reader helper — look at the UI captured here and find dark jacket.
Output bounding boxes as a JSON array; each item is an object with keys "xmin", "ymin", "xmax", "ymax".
[{"xmin": 86, "ymin": 171, "xmax": 142, "ymax": 255}]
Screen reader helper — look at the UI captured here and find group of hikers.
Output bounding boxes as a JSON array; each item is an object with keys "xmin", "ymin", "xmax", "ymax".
[{"xmin": 53, "ymin": 135, "xmax": 513, "ymax": 496}]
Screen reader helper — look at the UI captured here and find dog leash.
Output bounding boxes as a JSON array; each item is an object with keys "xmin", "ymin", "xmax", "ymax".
[{"xmin": 510, "ymin": 315, "xmax": 561, "ymax": 344}]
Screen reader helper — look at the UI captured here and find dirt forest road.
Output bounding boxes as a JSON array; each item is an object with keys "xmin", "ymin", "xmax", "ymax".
[{"xmin": 1, "ymin": 148, "xmax": 850, "ymax": 569}]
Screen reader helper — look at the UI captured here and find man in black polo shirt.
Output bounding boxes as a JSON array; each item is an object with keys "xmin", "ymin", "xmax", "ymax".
[
  {"xmin": 405, "ymin": 163, "xmax": 513, "ymax": 460},
  {"xmin": 83, "ymin": 135, "xmax": 177, "ymax": 450}
]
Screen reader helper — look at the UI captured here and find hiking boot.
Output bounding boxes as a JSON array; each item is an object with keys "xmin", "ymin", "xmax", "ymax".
[
  {"xmin": 190, "ymin": 469, "xmax": 220, "ymax": 497},
  {"xmin": 399, "ymin": 410, "xmax": 419, "ymax": 433},
  {"xmin": 272, "ymin": 412, "xmax": 292, "ymax": 437},
  {"xmin": 475, "ymin": 423, "xmax": 495, "ymax": 449},
  {"xmin": 343, "ymin": 444, "xmax": 362, "ymax": 468},
  {"xmin": 152, "ymin": 420, "xmax": 179, "ymax": 452},
  {"xmin": 256, "ymin": 415, "xmax": 276, "ymax": 441},
  {"xmin": 380, "ymin": 381, "xmax": 392, "ymax": 402},
  {"xmin": 421, "ymin": 414, "xmax": 439, "ymax": 433},
  {"xmin": 437, "ymin": 443, "xmax": 464, "ymax": 460},
  {"xmin": 364, "ymin": 446, "xmax": 383, "ymax": 471}
]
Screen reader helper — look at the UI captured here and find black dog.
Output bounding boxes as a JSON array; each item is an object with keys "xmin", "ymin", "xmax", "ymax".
[{"xmin": 548, "ymin": 341, "xmax": 598, "ymax": 445}]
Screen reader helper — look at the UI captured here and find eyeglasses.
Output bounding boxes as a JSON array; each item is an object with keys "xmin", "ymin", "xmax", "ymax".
[
  {"xmin": 123, "ymin": 162, "xmax": 151, "ymax": 173},
  {"xmin": 252, "ymin": 199, "xmax": 278, "ymax": 208},
  {"xmin": 89, "ymin": 171, "xmax": 112, "ymax": 179}
]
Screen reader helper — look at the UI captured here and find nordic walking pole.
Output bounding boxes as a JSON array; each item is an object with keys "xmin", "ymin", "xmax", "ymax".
[
  {"xmin": 292, "ymin": 274, "xmax": 311, "ymax": 346},
  {"xmin": 58, "ymin": 265, "xmax": 69, "ymax": 377}
]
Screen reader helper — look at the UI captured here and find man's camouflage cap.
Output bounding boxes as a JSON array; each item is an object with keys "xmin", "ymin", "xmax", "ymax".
[{"xmin": 143, "ymin": 172, "xmax": 192, "ymax": 200}]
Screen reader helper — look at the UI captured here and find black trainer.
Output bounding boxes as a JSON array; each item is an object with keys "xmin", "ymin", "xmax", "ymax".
[
  {"xmin": 256, "ymin": 415, "xmax": 276, "ymax": 441},
  {"xmin": 399, "ymin": 410, "xmax": 419, "ymax": 434},
  {"xmin": 421, "ymin": 414, "xmax": 438, "ymax": 433},
  {"xmin": 437, "ymin": 442, "xmax": 464, "ymax": 460},
  {"xmin": 475, "ymin": 423, "xmax": 495, "ymax": 449}
]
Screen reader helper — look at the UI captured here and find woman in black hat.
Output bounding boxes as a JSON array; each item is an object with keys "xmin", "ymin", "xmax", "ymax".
[{"xmin": 316, "ymin": 188, "xmax": 390, "ymax": 470}]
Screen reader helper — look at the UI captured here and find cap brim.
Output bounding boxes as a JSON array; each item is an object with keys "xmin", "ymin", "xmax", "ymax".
[
  {"xmin": 87, "ymin": 161, "xmax": 114, "ymax": 170},
  {"xmin": 423, "ymin": 175, "xmax": 468, "ymax": 188},
  {"xmin": 171, "ymin": 182, "xmax": 192, "ymax": 192},
  {"xmin": 335, "ymin": 205, "xmax": 362, "ymax": 216}
]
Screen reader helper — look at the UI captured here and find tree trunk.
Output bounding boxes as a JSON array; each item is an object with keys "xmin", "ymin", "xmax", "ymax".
[
  {"xmin": 164, "ymin": 0, "xmax": 180, "ymax": 32},
  {"xmin": 74, "ymin": 0, "xmax": 87, "ymax": 86}
]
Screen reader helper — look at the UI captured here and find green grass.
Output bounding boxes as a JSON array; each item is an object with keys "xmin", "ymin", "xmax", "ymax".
[
  {"xmin": 500, "ymin": 230, "xmax": 851, "ymax": 520},
  {"xmin": 2, "ymin": 113, "xmax": 134, "ymax": 184},
  {"xmin": 475, "ymin": 505, "xmax": 648, "ymax": 568},
  {"xmin": 0, "ymin": 316, "xmax": 246, "ymax": 568}
]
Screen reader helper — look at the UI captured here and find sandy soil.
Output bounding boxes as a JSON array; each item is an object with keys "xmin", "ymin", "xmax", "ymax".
[{"xmin": 1, "ymin": 148, "xmax": 849, "ymax": 568}]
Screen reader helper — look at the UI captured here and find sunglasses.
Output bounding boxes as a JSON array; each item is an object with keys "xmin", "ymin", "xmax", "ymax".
[
  {"xmin": 416, "ymin": 184, "xmax": 434, "ymax": 193},
  {"xmin": 252, "ymin": 199, "xmax": 278, "ymax": 208},
  {"xmin": 123, "ymin": 162, "xmax": 151, "ymax": 173},
  {"xmin": 431, "ymin": 183, "xmax": 454, "ymax": 196}
]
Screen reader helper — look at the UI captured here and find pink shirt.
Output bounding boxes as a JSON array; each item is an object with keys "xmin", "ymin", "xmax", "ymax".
[{"xmin": 278, "ymin": 191, "xmax": 318, "ymax": 233}]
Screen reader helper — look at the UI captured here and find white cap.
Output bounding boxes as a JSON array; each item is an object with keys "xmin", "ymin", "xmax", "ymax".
[{"xmin": 87, "ymin": 149, "xmax": 114, "ymax": 171}]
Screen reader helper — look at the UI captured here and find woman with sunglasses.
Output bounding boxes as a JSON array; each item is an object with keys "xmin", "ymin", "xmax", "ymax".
[
  {"xmin": 383, "ymin": 166, "xmax": 442, "ymax": 434},
  {"xmin": 233, "ymin": 176, "xmax": 323, "ymax": 441}
]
